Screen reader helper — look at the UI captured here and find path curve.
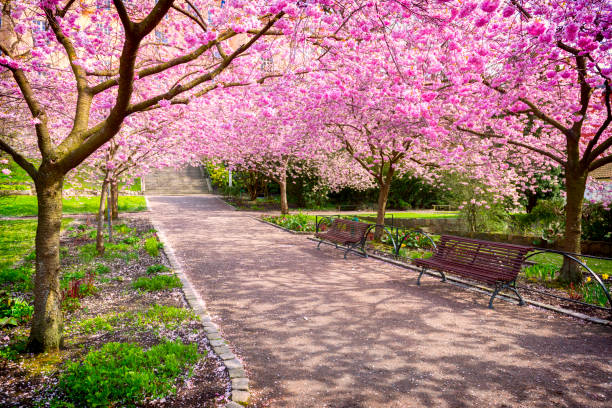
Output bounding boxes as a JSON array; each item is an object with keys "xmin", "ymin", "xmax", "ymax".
[{"xmin": 148, "ymin": 195, "xmax": 612, "ymax": 408}]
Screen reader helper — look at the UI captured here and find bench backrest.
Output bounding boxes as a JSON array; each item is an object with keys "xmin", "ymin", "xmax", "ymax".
[
  {"xmin": 433, "ymin": 235, "xmax": 531, "ymax": 281},
  {"xmin": 328, "ymin": 218, "xmax": 371, "ymax": 241}
]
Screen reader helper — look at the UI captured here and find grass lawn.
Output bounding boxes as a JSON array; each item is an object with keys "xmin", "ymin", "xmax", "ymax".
[
  {"xmin": 527, "ymin": 251, "xmax": 612, "ymax": 276},
  {"xmin": 359, "ymin": 212, "xmax": 459, "ymax": 219},
  {"xmin": 0, "ymin": 195, "xmax": 146, "ymax": 217},
  {"xmin": 0, "ymin": 218, "xmax": 72, "ymax": 270}
]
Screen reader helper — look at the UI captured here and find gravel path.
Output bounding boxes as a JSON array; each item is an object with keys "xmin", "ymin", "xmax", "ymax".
[{"xmin": 148, "ymin": 195, "xmax": 612, "ymax": 408}]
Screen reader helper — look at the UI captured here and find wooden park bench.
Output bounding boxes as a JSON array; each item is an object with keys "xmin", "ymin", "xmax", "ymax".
[
  {"xmin": 414, "ymin": 235, "xmax": 532, "ymax": 308},
  {"xmin": 315, "ymin": 218, "xmax": 371, "ymax": 259}
]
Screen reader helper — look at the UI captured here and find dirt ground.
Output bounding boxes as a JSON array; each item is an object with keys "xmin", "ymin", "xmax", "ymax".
[{"xmin": 148, "ymin": 195, "xmax": 612, "ymax": 408}]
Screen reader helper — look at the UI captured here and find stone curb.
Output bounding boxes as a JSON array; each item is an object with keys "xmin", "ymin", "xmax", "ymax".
[
  {"xmin": 307, "ymin": 236, "xmax": 612, "ymax": 327},
  {"xmin": 145, "ymin": 196, "xmax": 251, "ymax": 407},
  {"xmin": 253, "ymin": 217, "xmax": 313, "ymax": 235}
]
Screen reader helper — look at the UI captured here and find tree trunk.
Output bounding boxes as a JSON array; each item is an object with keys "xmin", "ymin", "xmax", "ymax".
[
  {"xmin": 557, "ymin": 166, "xmax": 588, "ymax": 284},
  {"xmin": 28, "ymin": 171, "xmax": 64, "ymax": 353},
  {"xmin": 110, "ymin": 179, "xmax": 119, "ymax": 220},
  {"xmin": 278, "ymin": 173, "xmax": 289, "ymax": 215},
  {"xmin": 526, "ymin": 193, "xmax": 538, "ymax": 213},
  {"xmin": 96, "ymin": 180, "xmax": 109, "ymax": 255},
  {"xmin": 374, "ymin": 167, "xmax": 395, "ymax": 240}
]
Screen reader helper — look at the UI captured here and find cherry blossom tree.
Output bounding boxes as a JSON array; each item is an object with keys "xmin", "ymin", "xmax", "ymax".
[
  {"xmin": 446, "ymin": 0, "xmax": 612, "ymax": 283},
  {"xmin": 0, "ymin": 0, "xmax": 337, "ymax": 352}
]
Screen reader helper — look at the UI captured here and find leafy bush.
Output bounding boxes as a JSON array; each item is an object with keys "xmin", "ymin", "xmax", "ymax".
[
  {"xmin": 59, "ymin": 341, "xmax": 202, "ymax": 407},
  {"xmin": 122, "ymin": 236, "xmax": 140, "ymax": 245},
  {"xmin": 144, "ymin": 237, "xmax": 163, "ymax": 257},
  {"xmin": 79, "ymin": 243, "xmax": 99, "ymax": 263},
  {"xmin": 0, "ymin": 335, "xmax": 28, "ymax": 360},
  {"xmin": 263, "ymin": 213, "xmax": 315, "ymax": 232},
  {"xmin": 135, "ymin": 305, "xmax": 196, "ymax": 330},
  {"xmin": 398, "ymin": 231, "xmax": 434, "ymax": 249},
  {"xmin": 94, "ymin": 263, "xmax": 110, "ymax": 275},
  {"xmin": 0, "ymin": 291, "xmax": 33, "ymax": 326},
  {"xmin": 582, "ymin": 203, "xmax": 612, "ymax": 242},
  {"xmin": 113, "ymin": 223, "xmax": 134, "ymax": 235},
  {"xmin": 62, "ymin": 272, "xmax": 97, "ymax": 300},
  {"xmin": 78, "ymin": 314, "xmax": 120, "ymax": 334},
  {"xmin": 0, "ymin": 265, "xmax": 34, "ymax": 289},
  {"xmin": 146, "ymin": 264, "xmax": 169, "ymax": 275},
  {"xmin": 582, "ymin": 279, "xmax": 611, "ymax": 307},
  {"xmin": 523, "ymin": 263, "xmax": 558, "ymax": 281},
  {"xmin": 132, "ymin": 275, "xmax": 182, "ymax": 292}
]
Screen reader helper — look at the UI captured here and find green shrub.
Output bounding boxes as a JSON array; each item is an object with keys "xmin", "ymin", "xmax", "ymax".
[
  {"xmin": 263, "ymin": 213, "xmax": 315, "ymax": 232},
  {"xmin": 62, "ymin": 297, "xmax": 81, "ymax": 312},
  {"xmin": 79, "ymin": 243, "xmax": 99, "ymax": 263},
  {"xmin": 144, "ymin": 237, "xmax": 163, "ymax": 257},
  {"xmin": 582, "ymin": 280, "xmax": 611, "ymax": 307},
  {"xmin": 523, "ymin": 263, "xmax": 558, "ymax": 281},
  {"xmin": 60, "ymin": 270, "xmax": 86, "ymax": 289},
  {"xmin": 132, "ymin": 275, "xmax": 182, "ymax": 292},
  {"xmin": 582, "ymin": 203, "xmax": 612, "ymax": 242},
  {"xmin": 0, "ymin": 335, "xmax": 28, "ymax": 360},
  {"xmin": 0, "ymin": 265, "xmax": 34, "ymax": 287},
  {"xmin": 113, "ymin": 224, "xmax": 133, "ymax": 235},
  {"xmin": 146, "ymin": 264, "xmax": 170, "ymax": 275},
  {"xmin": 122, "ymin": 236, "xmax": 140, "ymax": 245},
  {"xmin": 59, "ymin": 341, "xmax": 202, "ymax": 407},
  {"xmin": 94, "ymin": 264, "xmax": 110, "ymax": 275},
  {"xmin": 78, "ymin": 314, "xmax": 120, "ymax": 334},
  {"xmin": 135, "ymin": 305, "xmax": 196, "ymax": 330},
  {"xmin": 0, "ymin": 292, "xmax": 33, "ymax": 326}
]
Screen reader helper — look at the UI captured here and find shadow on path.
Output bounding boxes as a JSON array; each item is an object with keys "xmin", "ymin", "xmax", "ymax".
[{"xmin": 148, "ymin": 195, "xmax": 612, "ymax": 408}]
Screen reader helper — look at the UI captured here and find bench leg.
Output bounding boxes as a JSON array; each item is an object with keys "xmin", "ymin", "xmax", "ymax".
[
  {"xmin": 509, "ymin": 281, "xmax": 525, "ymax": 306},
  {"xmin": 317, "ymin": 240, "xmax": 323, "ymax": 250},
  {"xmin": 417, "ymin": 267, "xmax": 426, "ymax": 286},
  {"xmin": 343, "ymin": 245, "xmax": 350, "ymax": 259},
  {"xmin": 489, "ymin": 283, "xmax": 502, "ymax": 309},
  {"xmin": 360, "ymin": 240, "xmax": 368, "ymax": 258},
  {"xmin": 489, "ymin": 282, "xmax": 524, "ymax": 309}
]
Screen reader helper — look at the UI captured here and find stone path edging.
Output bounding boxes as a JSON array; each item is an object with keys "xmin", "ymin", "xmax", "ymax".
[
  {"xmin": 309, "ymin": 237, "xmax": 612, "ymax": 327},
  {"xmin": 145, "ymin": 197, "xmax": 250, "ymax": 407}
]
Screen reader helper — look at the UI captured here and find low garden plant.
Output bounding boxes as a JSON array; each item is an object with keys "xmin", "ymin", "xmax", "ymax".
[
  {"xmin": 262, "ymin": 213, "xmax": 316, "ymax": 232},
  {"xmin": 144, "ymin": 236, "xmax": 163, "ymax": 257},
  {"xmin": 0, "ymin": 216, "xmax": 224, "ymax": 405},
  {"xmin": 58, "ymin": 340, "xmax": 202, "ymax": 407},
  {"xmin": 132, "ymin": 274, "xmax": 182, "ymax": 292},
  {"xmin": 147, "ymin": 264, "xmax": 170, "ymax": 275}
]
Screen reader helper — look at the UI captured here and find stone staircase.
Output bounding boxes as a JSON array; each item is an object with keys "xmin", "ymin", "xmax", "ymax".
[{"xmin": 143, "ymin": 165, "xmax": 212, "ymax": 195}]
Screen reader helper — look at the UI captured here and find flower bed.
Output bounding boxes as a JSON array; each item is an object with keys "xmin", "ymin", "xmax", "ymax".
[{"xmin": 0, "ymin": 217, "xmax": 229, "ymax": 407}]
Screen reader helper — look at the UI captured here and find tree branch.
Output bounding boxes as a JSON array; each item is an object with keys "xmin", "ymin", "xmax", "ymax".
[
  {"xmin": 0, "ymin": 138, "xmax": 38, "ymax": 179},
  {"xmin": 457, "ymin": 126, "xmax": 566, "ymax": 165},
  {"xmin": 90, "ymin": 30, "xmax": 236, "ymax": 94},
  {"xmin": 589, "ymin": 154, "xmax": 612, "ymax": 172},
  {"xmin": 113, "ymin": 0, "xmax": 134, "ymax": 34},
  {"xmin": 585, "ymin": 80, "xmax": 611, "ymax": 163}
]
